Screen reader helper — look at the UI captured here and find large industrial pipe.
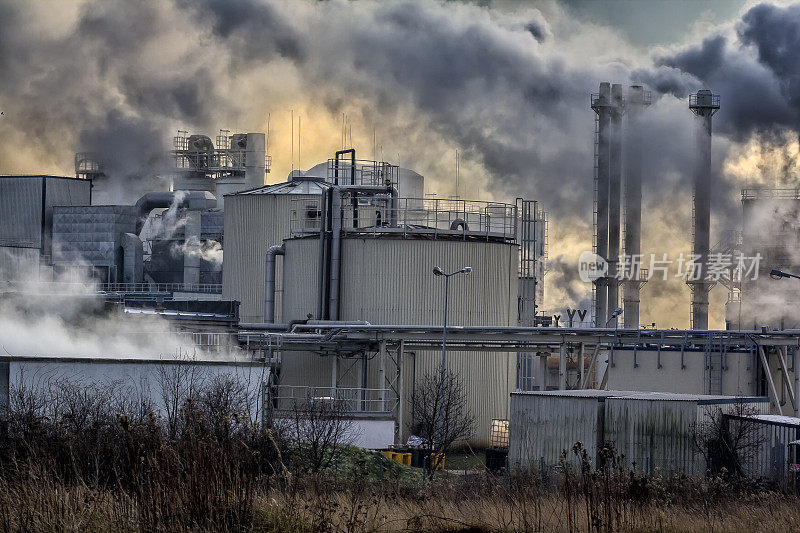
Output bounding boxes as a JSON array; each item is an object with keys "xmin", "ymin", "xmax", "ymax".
[
  {"xmin": 264, "ymin": 244, "xmax": 285, "ymax": 323},
  {"xmin": 689, "ymin": 90, "xmax": 719, "ymax": 330},
  {"xmin": 316, "ymin": 187, "xmax": 330, "ymax": 320},
  {"xmin": 607, "ymin": 84, "xmax": 624, "ymax": 325},
  {"xmin": 327, "ymin": 184, "xmax": 398, "ymax": 321},
  {"xmin": 623, "ymin": 86, "xmax": 647, "ymax": 329},
  {"xmin": 592, "ymin": 83, "xmax": 612, "ymax": 327}
]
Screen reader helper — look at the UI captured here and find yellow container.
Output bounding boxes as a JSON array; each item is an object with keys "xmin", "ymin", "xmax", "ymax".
[
  {"xmin": 400, "ymin": 453, "xmax": 411, "ymax": 466},
  {"xmin": 429, "ymin": 453, "xmax": 445, "ymax": 471},
  {"xmin": 381, "ymin": 451, "xmax": 394, "ymax": 461}
]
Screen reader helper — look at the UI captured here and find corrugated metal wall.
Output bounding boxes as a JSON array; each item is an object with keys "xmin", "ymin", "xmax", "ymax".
[
  {"xmin": 509, "ymin": 391, "xmax": 612, "ymax": 471},
  {"xmin": 280, "ymin": 236, "xmax": 519, "ymax": 446},
  {"xmin": 605, "ymin": 397, "xmax": 770, "ymax": 476},
  {"xmin": 605, "ymin": 398, "xmax": 702, "ymax": 476},
  {"xmin": 43, "ymin": 177, "xmax": 91, "ymax": 257},
  {"xmin": 0, "ymin": 246, "xmax": 40, "ymax": 280},
  {"xmin": 0, "ymin": 177, "xmax": 43, "ymax": 248},
  {"xmin": 734, "ymin": 417, "xmax": 800, "ymax": 486},
  {"xmin": 223, "ymin": 193, "xmax": 320, "ymax": 322}
]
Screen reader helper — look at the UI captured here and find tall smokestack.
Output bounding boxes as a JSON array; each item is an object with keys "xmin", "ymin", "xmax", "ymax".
[
  {"xmin": 592, "ymin": 82, "xmax": 612, "ymax": 327},
  {"xmin": 688, "ymin": 89, "xmax": 720, "ymax": 330},
  {"xmin": 623, "ymin": 86, "xmax": 650, "ymax": 329},
  {"xmin": 607, "ymin": 83, "xmax": 624, "ymax": 325},
  {"xmin": 245, "ymin": 132, "xmax": 267, "ymax": 190}
]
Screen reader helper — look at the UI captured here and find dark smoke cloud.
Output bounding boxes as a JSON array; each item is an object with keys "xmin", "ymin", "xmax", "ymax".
[{"xmin": 2, "ymin": 0, "xmax": 800, "ymax": 324}]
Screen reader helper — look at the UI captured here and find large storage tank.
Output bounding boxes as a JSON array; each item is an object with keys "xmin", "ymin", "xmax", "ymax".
[
  {"xmin": 222, "ymin": 177, "xmax": 327, "ymax": 322},
  {"xmin": 280, "ymin": 235, "xmax": 519, "ymax": 447}
]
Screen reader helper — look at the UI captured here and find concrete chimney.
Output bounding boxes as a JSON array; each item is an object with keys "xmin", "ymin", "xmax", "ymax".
[
  {"xmin": 245, "ymin": 132, "xmax": 267, "ymax": 190},
  {"xmin": 622, "ymin": 86, "xmax": 649, "ymax": 329},
  {"xmin": 688, "ymin": 89, "xmax": 720, "ymax": 330},
  {"xmin": 592, "ymin": 82, "xmax": 612, "ymax": 327},
  {"xmin": 607, "ymin": 83, "xmax": 624, "ymax": 325}
]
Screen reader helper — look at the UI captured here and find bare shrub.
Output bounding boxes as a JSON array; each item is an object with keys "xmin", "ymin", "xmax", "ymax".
[
  {"xmin": 282, "ymin": 396, "xmax": 357, "ymax": 473},
  {"xmin": 410, "ymin": 369, "xmax": 474, "ymax": 477},
  {"xmin": 692, "ymin": 399, "xmax": 767, "ymax": 478}
]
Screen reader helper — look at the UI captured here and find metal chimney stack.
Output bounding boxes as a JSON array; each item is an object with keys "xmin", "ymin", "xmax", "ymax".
[
  {"xmin": 688, "ymin": 90, "xmax": 720, "ymax": 330},
  {"xmin": 622, "ymin": 86, "xmax": 650, "ymax": 329},
  {"xmin": 591, "ymin": 83, "xmax": 612, "ymax": 327},
  {"xmin": 607, "ymin": 84, "xmax": 624, "ymax": 325}
]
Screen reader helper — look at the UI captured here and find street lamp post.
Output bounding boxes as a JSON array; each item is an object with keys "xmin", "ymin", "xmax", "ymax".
[{"xmin": 432, "ymin": 265, "xmax": 471, "ymax": 442}]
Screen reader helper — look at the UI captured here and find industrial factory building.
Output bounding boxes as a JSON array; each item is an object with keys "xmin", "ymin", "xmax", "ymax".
[
  {"xmin": 0, "ymin": 175, "xmax": 91, "ymax": 280},
  {"xmin": 225, "ymin": 153, "xmax": 544, "ymax": 446},
  {"xmin": 4, "ymin": 82, "xmax": 800, "ymax": 460}
]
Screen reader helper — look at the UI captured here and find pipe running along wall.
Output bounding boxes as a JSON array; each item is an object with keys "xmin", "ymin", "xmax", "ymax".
[
  {"xmin": 314, "ymin": 184, "xmax": 399, "ymax": 321},
  {"xmin": 264, "ymin": 244, "xmax": 285, "ymax": 323}
]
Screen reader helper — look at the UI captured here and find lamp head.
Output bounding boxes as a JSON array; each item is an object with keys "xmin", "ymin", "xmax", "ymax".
[
  {"xmin": 770, "ymin": 269, "xmax": 785, "ymax": 280},
  {"xmin": 433, "ymin": 266, "xmax": 445, "ymax": 276},
  {"xmin": 460, "ymin": 266, "xmax": 472, "ymax": 275}
]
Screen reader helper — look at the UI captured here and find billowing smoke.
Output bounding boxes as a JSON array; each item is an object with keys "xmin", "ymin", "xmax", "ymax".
[{"xmin": 3, "ymin": 1, "xmax": 800, "ymax": 327}]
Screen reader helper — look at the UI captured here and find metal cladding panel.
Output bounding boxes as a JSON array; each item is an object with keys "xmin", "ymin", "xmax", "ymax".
[
  {"xmin": 411, "ymin": 349, "xmax": 515, "ymax": 448},
  {"xmin": 223, "ymin": 193, "xmax": 320, "ymax": 323},
  {"xmin": 0, "ymin": 246, "xmax": 40, "ymax": 280},
  {"xmin": 603, "ymin": 396, "xmax": 768, "ymax": 476},
  {"xmin": 509, "ymin": 392, "xmax": 608, "ymax": 472},
  {"xmin": 278, "ymin": 236, "xmax": 519, "ymax": 447},
  {"xmin": 43, "ymin": 177, "xmax": 91, "ymax": 256},
  {"xmin": 339, "ymin": 238, "xmax": 518, "ymax": 326},
  {"xmin": 52, "ymin": 206, "xmax": 136, "ymax": 266},
  {"xmin": 605, "ymin": 398, "xmax": 701, "ymax": 476},
  {"xmin": 281, "ymin": 238, "xmax": 320, "ymax": 321},
  {"xmin": 736, "ymin": 417, "xmax": 800, "ymax": 485},
  {"xmin": 0, "ymin": 177, "xmax": 43, "ymax": 248},
  {"xmin": 341, "ymin": 238, "xmax": 518, "ymax": 447}
]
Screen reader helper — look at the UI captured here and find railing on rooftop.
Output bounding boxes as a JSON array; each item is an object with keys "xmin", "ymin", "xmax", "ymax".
[
  {"xmin": 1, "ymin": 281, "xmax": 223, "ymax": 295},
  {"xmin": 268, "ymin": 385, "xmax": 396, "ymax": 414},
  {"xmin": 290, "ymin": 196, "xmax": 519, "ymax": 242},
  {"xmin": 741, "ymin": 188, "xmax": 800, "ymax": 200}
]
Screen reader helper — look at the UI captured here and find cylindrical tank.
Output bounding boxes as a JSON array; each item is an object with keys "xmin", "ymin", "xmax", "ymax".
[
  {"xmin": 221, "ymin": 178, "xmax": 328, "ymax": 322},
  {"xmin": 280, "ymin": 235, "xmax": 519, "ymax": 447}
]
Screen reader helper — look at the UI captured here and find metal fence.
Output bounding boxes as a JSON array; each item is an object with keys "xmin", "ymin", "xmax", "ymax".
[
  {"xmin": 1, "ymin": 281, "xmax": 223, "ymax": 294},
  {"xmin": 269, "ymin": 385, "xmax": 396, "ymax": 414},
  {"xmin": 290, "ymin": 196, "xmax": 519, "ymax": 242}
]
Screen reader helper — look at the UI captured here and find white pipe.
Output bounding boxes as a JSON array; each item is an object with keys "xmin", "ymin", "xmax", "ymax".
[{"xmin": 264, "ymin": 244, "xmax": 285, "ymax": 323}]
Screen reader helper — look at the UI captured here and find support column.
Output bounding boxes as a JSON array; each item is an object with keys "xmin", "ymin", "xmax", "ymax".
[
  {"xmin": 559, "ymin": 343, "xmax": 567, "ymax": 390},
  {"xmin": 379, "ymin": 340, "xmax": 387, "ymax": 412},
  {"xmin": 538, "ymin": 354, "xmax": 548, "ymax": 391},
  {"xmin": 397, "ymin": 340, "xmax": 405, "ymax": 444},
  {"xmin": 794, "ymin": 347, "xmax": 799, "ymax": 418}
]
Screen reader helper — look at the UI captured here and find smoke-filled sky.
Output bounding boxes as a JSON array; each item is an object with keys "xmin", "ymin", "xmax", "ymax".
[{"xmin": 2, "ymin": 0, "xmax": 800, "ymax": 328}]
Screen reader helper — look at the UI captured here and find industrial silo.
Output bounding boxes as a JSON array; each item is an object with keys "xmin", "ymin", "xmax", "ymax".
[
  {"xmin": 222, "ymin": 176, "xmax": 328, "ymax": 322},
  {"xmin": 278, "ymin": 199, "xmax": 520, "ymax": 447}
]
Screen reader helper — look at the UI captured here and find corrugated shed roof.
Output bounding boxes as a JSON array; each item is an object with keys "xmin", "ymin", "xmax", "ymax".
[
  {"xmin": 749, "ymin": 414, "xmax": 800, "ymax": 427},
  {"xmin": 511, "ymin": 389, "xmax": 769, "ymax": 404}
]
